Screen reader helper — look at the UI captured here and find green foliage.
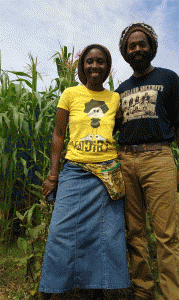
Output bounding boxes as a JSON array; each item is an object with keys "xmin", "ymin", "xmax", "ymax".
[
  {"xmin": 107, "ymin": 73, "xmax": 114, "ymax": 92},
  {"xmin": 0, "ymin": 46, "xmax": 80, "ymax": 298},
  {"xmin": 0, "ymin": 46, "xmax": 78, "ymax": 242},
  {"xmin": 0, "ymin": 76, "xmax": 57, "ymax": 234},
  {"xmin": 15, "ymin": 195, "xmax": 53, "ymax": 296},
  {"xmin": 52, "ymin": 45, "xmax": 79, "ymax": 94},
  {"xmin": 0, "ymin": 241, "xmax": 39, "ymax": 299},
  {"xmin": 171, "ymin": 141, "xmax": 179, "ymax": 170}
]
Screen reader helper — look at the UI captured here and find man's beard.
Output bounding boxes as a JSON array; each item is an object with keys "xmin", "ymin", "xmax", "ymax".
[{"xmin": 127, "ymin": 51, "xmax": 153, "ymax": 73}]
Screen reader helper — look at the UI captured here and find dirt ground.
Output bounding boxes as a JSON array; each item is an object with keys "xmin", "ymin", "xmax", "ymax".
[{"xmin": 0, "ymin": 285, "xmax": 129, "ymax": 300}]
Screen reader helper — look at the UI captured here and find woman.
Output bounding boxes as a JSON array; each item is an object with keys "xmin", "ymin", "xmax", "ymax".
[{"xmin": 39, "ymin": 44, "xmax": 130, "ymax": 300}]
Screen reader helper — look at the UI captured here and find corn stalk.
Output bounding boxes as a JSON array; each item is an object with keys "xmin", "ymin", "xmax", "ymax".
[
  {"xmin": 52, "ymin": 45, "xmax": 79, "ymax": 94},
  {"xmin": 0, "ymin": 47, "xmax": 79, "ymax": 242}
]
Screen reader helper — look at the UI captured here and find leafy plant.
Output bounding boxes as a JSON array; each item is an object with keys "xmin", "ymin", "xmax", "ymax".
[
  {"xmin": 15, "ymin": 189, "xmax": 53, "ymax": 296},
  {"xmin": 52, "ymin": 45, "xmax": 79, "ymax": 94},
  {"xmin": 171, "ymin": 141, "xmax": 179, "ymax": 170},
  {"xmin": 0, "ymin": 46, "xmax": 80, "ymax": 299},
  {"xmin": 0, "ymin": 46, "xmax": 79, "ymax": 242}
]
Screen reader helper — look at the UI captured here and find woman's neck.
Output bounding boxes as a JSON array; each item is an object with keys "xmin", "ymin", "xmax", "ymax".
[{"xmin": 85, "ymin": 82, "xmax": 104, "ymax": 91}]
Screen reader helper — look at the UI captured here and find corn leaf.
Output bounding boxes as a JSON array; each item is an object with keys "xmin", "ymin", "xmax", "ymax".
[
  {"xmin": 1, "ymin": 153, "xmax": 9, "ymax": 177},
  {"xmin": 20, "ymin": 157, "xmax": 28, "ymax": 177},
  {"xmin": 8, "ymin": 71, "xmax": 32, "ymax": 78},
  {"xmin": 27, "ymin": 204, "xmax": 38, "ymax": 226},
  {"xmin": 12, "ymin": 78, "xmax": 32, "ymax": 89},
  {"xmin": 16, "ymin": 211, "xmax": 27, "ymax": 221}
]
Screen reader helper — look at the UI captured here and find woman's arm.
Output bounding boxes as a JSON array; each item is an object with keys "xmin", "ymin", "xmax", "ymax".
[{"xmin": 42, "ymin": 108, "xmax": 69, "ymax": 198}]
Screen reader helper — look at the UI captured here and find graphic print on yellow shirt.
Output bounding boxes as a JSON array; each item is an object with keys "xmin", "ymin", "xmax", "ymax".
[
  {"xmin": 83, "ymin": 99, "xmax": 109, "ymax": 143},
  {"xmin": 57, "ymin": 85, "xmax": 120, "ymax": 163}
]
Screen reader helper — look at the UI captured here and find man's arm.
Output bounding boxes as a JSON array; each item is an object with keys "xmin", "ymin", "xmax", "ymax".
[
  {"xmin": 176, "ymin": 128, "xmax": 179, "ymax": 147},
  {"xmin": 113, "ymin": 117, "xmax": 122, "ymax": 136}
]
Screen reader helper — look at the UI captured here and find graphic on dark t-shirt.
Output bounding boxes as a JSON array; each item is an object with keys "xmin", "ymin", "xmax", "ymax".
[{"xmin": 122, "ymin": 89, "xmax": 158, "ymax": 123}]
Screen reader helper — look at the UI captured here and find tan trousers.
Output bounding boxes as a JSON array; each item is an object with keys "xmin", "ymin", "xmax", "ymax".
[{"xmin": 119, "ymin": 146, "xmax": 179, "ymax": 300}]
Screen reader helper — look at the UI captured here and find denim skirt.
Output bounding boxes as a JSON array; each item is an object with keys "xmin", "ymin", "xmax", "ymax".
[{"xmin": 39, "ymin": 162, "xmax": 130, "ymax": 293}]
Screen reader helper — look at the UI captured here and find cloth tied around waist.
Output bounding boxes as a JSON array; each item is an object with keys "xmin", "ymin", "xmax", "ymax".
[{"xmin": 68, "ymin": 157, "xmax": 125, "ymax": 200}]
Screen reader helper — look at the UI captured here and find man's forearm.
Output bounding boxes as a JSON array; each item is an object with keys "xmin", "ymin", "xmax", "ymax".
[{"xmin": 176, "ymin": 128, "xmax": 179, "ymax": 147}]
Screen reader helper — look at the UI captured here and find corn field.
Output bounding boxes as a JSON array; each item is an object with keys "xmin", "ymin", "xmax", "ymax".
[{"xmin": 0, "ymin": 46, "xmax": 80, "ymax": 240}]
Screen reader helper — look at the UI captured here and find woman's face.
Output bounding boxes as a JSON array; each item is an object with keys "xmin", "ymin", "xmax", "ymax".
[{"xmin": 83, "ymin": 48, "xmax": 108, "ymax": 85}]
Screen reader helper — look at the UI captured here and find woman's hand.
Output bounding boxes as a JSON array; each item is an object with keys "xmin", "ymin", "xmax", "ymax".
[{"xmin": 42, "ymin": 176, "xmax": 58, "ymax": 199}]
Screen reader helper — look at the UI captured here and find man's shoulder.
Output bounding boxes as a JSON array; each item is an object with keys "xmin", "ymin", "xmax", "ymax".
[
  {"xmin": 154, "ymin": 67, "xmax": 179, "ymax": 88},
  {"xmin": 115, "ymin": 76, "xmax": 133, "ymax": 94},
  {"xmin": 154, "ymin": 67, "xmax": 178, "ymax": 78}
]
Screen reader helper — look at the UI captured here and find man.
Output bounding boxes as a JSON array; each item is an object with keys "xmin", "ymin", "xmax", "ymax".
[{"xmin": 115, "ymin": 23, "xmax": 179, "ymax": 300}]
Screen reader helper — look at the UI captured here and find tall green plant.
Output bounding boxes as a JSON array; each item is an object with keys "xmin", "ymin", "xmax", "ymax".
[
  {"xmin": 11, "ymin": 47, "xmax": 80, "ymax": 296},
  {"xmin": 15, "ymin": 193, "xmax": 53, "ymax": 296},
  {"xmin": 0, "ymin": 47, "xmax": 79, "ymax": 243},
  {"xmin": 52, "ymin": 45, "xmax": 79, "ymax": 94},
  {"xmin": 0, "ymin": 55, "xmax": 57, "ymax": 240}
]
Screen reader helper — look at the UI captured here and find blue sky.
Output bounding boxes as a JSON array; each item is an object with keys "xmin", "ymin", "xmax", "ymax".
[{"xmin": 1, "ymin": 0, "xmax": 179, "ymax": 91}]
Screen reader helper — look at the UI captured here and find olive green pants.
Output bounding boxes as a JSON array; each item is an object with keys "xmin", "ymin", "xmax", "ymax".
[{"xmin": 119, "ymin": 146, "xmax": 179, "ymax": 300}]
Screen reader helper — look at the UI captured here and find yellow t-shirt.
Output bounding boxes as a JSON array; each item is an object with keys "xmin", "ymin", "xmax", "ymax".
[{"xmin": 57, "ymin": 85, "xmax": 120, "ymax": 163}]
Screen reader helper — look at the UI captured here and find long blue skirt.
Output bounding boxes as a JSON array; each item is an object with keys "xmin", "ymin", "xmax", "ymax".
[{"xmin": 39, "ymin": 162, "xmax": 130, "ymax": 293}]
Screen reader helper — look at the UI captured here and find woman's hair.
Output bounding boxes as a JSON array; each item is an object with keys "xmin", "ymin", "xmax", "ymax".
[{"xmin": 78, "ymin": 44, "xmax": 112, "ymax": 85}]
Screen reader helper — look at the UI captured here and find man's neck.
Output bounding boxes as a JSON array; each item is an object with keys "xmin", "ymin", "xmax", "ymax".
[{"xmin": 133, "ymin": 65, "xmax": 154, "ymax": 78}]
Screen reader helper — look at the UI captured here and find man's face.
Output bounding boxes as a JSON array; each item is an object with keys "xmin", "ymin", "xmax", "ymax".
[{"xmin": 126, "ymin": 31, "xmax": 153, "ymax": 73}]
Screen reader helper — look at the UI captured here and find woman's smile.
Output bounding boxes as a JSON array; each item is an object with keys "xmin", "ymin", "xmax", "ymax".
[{"xmin": 84, "ymin": 48, "xmax": 107, "ymax": 84}]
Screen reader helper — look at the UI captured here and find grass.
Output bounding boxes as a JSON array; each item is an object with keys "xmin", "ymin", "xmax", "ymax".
[
  {"xmin": 0, "ymin": 240, "xmax": 130, "ymax": 300},
  {"xmin": 0, "ymin": 241, "xmax": 36, "ymax": 300}
]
